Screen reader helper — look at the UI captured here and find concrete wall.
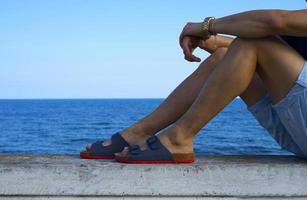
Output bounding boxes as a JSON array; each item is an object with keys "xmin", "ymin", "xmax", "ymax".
[{"xmin": 0, "ymin": 154, "xmax": 307, "ymax": 199}]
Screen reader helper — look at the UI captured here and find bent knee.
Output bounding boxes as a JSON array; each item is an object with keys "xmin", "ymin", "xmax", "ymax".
[
  {"xmin": 203, "ymin": 47, "xmax": 227, "ymax": 66},
  {"xmin": 212, "ymin": 47, "xmax": 228, "ymax": 62},
  {"xmin": 197, "ymin": 48, "xmax": 227, "ymax": 72},
  {"xmin": 196, "ymin": 48, "xmax": 228, "ymax": 73}
]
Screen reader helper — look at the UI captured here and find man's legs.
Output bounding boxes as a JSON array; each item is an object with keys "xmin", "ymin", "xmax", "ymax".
[
  {"xmin": 87, "ymin": 48, "xmax": 228, "ymax": 149},
  {"xmin": 157, "ymin": 36, "xmax": 305, "ymax": 154}
]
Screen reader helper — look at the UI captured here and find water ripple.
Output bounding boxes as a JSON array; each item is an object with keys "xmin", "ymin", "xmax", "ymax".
[{"xmin": 0, "ymin": 99, "xmax": 292, "ymax": 155}]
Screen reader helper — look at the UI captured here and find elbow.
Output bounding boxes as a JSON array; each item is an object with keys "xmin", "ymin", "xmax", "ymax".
[{"xmin": 268, "ymin": 10, "xmax": 288, "ymax": 34}]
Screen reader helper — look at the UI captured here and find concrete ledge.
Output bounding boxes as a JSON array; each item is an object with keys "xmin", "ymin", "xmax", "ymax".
[{"xmin": 0, "ymin": 154, "xmax": 307, "ymax": 199}]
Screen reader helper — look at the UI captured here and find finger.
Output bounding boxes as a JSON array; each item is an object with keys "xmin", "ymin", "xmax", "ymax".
[
  {"xmin": 182, "ymin": 39, "xmax": 196, "ymax": 62},
  {"xmin": 190, "ymin": 55, "xmax": 201, "ymax": 62},
  {"xmin": 185, "ymin": 53, "xmax": 201, "ymax": 62},
  {"xmin": 182, "ymin": 38, "xmax": 201, "ymax": 62},
  {"xmin": 184, "ymin": 54, "xmax": 201, "ymax": 62},
  {"xmin": 179, "ymin": 23, "xmax": 190, "ymax": 48},
  {"xmin": 182, "ymin": 38, "xmax": 192, "ymax": 59},
  {"xmin": 179, "ymin": 32, "xmax": 185, "ymax": 48},
  {"xmin": 179, "ymin": 34, "xmax": 183, "ymax": 48},
  {"xmin": 184, "ymin": 55, "xmax": 193, "ymax": 62}
]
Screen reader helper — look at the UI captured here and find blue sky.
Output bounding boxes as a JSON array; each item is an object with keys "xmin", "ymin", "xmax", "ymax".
[{"xmin": 0, "ymin": 0, "xmax": 305, "ymax": 98}]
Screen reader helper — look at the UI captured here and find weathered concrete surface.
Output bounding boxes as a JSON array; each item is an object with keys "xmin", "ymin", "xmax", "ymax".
[
  {"xmin": 2, "ymin": 198, "xmax": 307, "ymax": 200},
  {"xmin": 0, "ymin": 154, "xmax": 307, "ymax": 198},
  {"xmin": 1, "ymin": 198, "xmax": 307, "ymax": 200}
]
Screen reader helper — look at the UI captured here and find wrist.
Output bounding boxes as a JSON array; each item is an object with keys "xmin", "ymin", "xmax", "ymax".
[
  {"xmin": 210, "ymin": 18, "xmax": 219, "ymax": 35},
  {"xmin": 194, "ymin": 22, "xmax": 204, "ymax": 37},
  {"xmin": 202, "ymin": 17, "xmax": 217, "ymax": 36}
]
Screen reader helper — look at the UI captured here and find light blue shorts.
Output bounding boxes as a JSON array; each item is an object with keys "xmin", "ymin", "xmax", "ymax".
[{"xmin": 248, "ymin": 62, "xmax": 307, "ymax": 157}]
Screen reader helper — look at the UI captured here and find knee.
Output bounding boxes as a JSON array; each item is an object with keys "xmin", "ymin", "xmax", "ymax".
[
  {"xmin": 212, "ymin": 47, "xmax": 228, "ymax": 63},
  {"xmin": 199, "ymin": 47, "xmax": 228, "ymax": 69}
]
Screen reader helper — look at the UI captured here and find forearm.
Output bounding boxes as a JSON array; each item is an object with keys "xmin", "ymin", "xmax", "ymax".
[
  {"xmin": 213, "ymin": 9, "xmax": 307, "ymax": 38},
  {"xmin": 214, "ymin": 10, "xmax": 281, "ymax": 38}
]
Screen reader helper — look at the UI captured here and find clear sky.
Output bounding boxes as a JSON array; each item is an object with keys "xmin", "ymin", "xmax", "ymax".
[{"xmin": 0, "ymin": 0, "xmax": 305, "ymax": 99}]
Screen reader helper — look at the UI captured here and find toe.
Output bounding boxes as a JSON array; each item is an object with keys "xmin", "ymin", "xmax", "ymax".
[
  {"xmin": 86, "ymin": 144, "xmax": 92, "ymax": 150},
  {"xmin": 85, "ymin": 139, "xmax": 112, "ymax": 151}
]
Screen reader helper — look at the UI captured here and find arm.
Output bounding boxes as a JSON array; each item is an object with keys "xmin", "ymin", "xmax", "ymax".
[
  {"xmin": 180, "ymin": 9, "xmax": 307, "ymax": 62},
  {"xmin": 180, "ymin": 35, "xmax": 234, "ymax": 62},
  {"xmin": 214, "ymin": 9, "xmax": 307, "ymax": 38}
]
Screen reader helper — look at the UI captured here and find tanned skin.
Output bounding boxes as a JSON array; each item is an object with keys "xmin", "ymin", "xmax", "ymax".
[{"xmin": 86, "ymin": 9, "xmax": 307, "ymax": 156}]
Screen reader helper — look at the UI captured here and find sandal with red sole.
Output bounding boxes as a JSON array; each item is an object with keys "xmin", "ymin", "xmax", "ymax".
[
  {"xmin": 80, "ymin": 132, "xmax": 130, "ymax": 159},
  {"xmin": 115, "ymin": 136, "xmax": 195, "ymax": 164}
]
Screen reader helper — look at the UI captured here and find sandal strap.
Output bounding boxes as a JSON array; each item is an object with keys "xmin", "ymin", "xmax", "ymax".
[
  {"xmin": 90, "ymin": 132, "xmax": 129, "ymax": 156},
  {"xmin": 111, "ymin": 132, "xmax": 130, "ymax": 147},
  {"xmin": 87, "ymin": 140, "xmax": 103, "ymax": 151},
  {"xmin": 146, "ymin": 136, "xmax": 161, "ymax": 150},
  {"xmin": 128, "ymin": 145, "xmax": 142, "ymax": 155},
  {"xmin": 128, "ymin": 136, "xmax": 173, "ymax": 161}
]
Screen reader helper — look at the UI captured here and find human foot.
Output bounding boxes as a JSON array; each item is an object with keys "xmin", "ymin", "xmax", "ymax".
[
  {"xmin": 81, "ymin": 126, "xmax": 152, "ymax": 159},
  {"xmin": 157, "ymin": 127, "xmax": 194, "ymax": 154},
  {"xmin": 115, "ymin": 127, "xmax": 195, "ymax": 164},
  {"xmin": 86, "ymin": 127, "xmax": 151, "ymax": 151}
]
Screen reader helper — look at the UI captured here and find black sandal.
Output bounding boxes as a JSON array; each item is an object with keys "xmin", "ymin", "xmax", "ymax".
[
  {"xmin": 80, "ymin": 132, "xmax": 130, "ymax": 159},
  {"xmin": 115, "ymin": 136, "xmax": 194, "ymax": 164}
]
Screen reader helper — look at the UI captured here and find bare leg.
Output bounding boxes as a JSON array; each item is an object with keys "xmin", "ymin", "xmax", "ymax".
[
  {"xmin": 157, "ymin": 36, "xmax": 305, "ymax": 154},
  {"xmin": 240, "ymin": 73, "xmax": 268, "ymax": 107},
  {"xmin": 87, "ymin": 48, "xmax": 227, "ymax": 149}
]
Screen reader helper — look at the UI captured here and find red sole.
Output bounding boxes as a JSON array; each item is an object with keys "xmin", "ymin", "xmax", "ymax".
[
  {"xmin": 115, "ymin": 158, "xmax": 194, "ymax": 164},
  {"xmin": 80, "ymin": 154, "xmax": 115, "ymax": 159}
]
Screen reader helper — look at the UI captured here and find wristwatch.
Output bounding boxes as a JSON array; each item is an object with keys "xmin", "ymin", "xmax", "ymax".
[{"xmin": 202, "ymin": 17, "xmax": 216, "ymax": 35}]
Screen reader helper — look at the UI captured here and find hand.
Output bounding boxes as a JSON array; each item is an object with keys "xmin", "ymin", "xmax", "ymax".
[
  {"xmin": 181, "ymin": 36, "xmax": 202, "ymax": 62},
  {"xmin": 179, "ymin": 22, "xmax": 208, "ymax": 49}
]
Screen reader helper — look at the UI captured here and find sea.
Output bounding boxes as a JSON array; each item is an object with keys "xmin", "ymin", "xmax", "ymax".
[{"xmin": 0, "ymin": 98, "xmax": 292, "ymax": 155}]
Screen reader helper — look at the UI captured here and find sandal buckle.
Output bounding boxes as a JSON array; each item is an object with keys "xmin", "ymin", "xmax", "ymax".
[
  {"xmin": 146, "ymin": 136, "xmax": 160, "ymax": 150},
  {"xmin": 129, "ymin": 145, "xmax": 142, "ymax": 155}
]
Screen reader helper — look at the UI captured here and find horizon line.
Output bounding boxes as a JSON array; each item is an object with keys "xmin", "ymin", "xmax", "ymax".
[
  {"xmin": 0, "ymin": 97, "xmax": 165, "ymax": 100},
  {"xmin": 0, "ymin": 97, "xmax": 242, "ymax": 100}
]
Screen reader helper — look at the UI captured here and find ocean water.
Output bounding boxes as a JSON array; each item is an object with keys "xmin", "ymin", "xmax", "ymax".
[{"xmin": 0, "ymin": 99, "xmax": 292, "ymax": 155}]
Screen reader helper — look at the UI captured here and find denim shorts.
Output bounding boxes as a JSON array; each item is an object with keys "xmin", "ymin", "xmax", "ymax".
[{"xmin": 248, "ymin": 62, "xmax": 307, "ymax": 157}]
